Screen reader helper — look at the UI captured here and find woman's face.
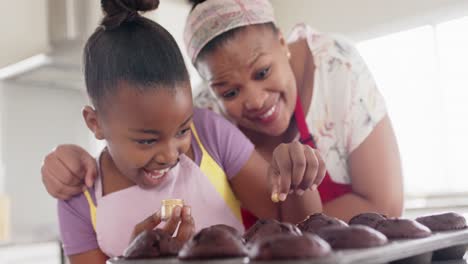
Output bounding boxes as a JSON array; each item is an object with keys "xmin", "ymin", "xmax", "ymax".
[{"xmin": 196, "ymin": 25, "xmax": 297, "ymax": 137}]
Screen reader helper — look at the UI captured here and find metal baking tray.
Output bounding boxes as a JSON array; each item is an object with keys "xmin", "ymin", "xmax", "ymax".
[{"xmin": 108, "ymin": 228, "xmax": 468, "ymax": 264}]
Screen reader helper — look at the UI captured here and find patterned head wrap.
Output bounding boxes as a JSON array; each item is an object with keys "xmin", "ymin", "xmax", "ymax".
[{"xmin": 184, "ymin": 0, "xmax": 275, "ymax": 63}]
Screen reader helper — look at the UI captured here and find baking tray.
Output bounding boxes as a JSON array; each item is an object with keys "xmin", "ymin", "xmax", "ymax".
[{"xmin": 107, "ymin": 228, "xmax": 468, "ymax": 264}]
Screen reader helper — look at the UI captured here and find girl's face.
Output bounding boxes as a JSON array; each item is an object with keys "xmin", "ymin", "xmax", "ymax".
[
  {"xmin": 88, "ymin": 83, "xmax": 193, "ymax": 189},
  {"xmin": 196, "ymin": 25, "xmax": 297, "ymax": 137}
]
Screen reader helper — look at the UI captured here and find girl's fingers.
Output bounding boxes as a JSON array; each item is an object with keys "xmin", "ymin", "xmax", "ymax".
[
  {"xmin": 175, "ymin": 206, "xmax": 195, "ymax": 244},
  {"xmin": 131, "ymin": 211, "xmax": 162, "ymax": 242},
  {"xmin": 162, "ymin": 206, "xmax": 182, "ymax": 235}
]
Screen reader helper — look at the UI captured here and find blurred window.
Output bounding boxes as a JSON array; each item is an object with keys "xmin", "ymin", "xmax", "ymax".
[{"xmin": 358, "ymin": 16, "xmax": 468, "ymax": 196}]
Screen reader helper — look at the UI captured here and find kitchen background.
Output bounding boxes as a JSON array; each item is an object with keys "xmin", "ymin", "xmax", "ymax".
[{"xmin": 0, "ymin": 0, "xmax": 467, "ymax": 263}]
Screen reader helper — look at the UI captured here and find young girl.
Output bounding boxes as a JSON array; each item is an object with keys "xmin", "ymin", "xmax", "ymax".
[{"xmin": 57, "ymin": 0, "xmax": 324, "ymax": 263}]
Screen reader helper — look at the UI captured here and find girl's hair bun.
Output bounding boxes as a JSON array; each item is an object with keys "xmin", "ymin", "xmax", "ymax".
[
  {"xmin": 101, "ymin": 0, "xmax": 160, "ymax": 30},
  {"xmin": 187, "ymin": 0, "xmax": 207, "ymax": 8}
]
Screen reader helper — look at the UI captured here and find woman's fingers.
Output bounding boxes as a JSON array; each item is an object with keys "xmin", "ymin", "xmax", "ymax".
[
  {"xmin": 268, "ymin": 165, "xmax": 281, "ymax": 202},
  {"xmin": 299, "ymin": 145, "xmax": 319, "ymax": 191},
  {"xmin": 41, "ymin": 156, "xmax": 83, "ymax": 199},
  {"xmin": 269, "ymin": 141, "xmax": 328, "ymax": 201},
  {"xmin": 288, "ymin": 141, "xmax": 307, "ymax": 192},
  {"xmin": 312, "ymin": 148, "xmax": 326, "ymax": 189},
  {"xmin": 272, "ymin": 144, "xmax": 292, "ymax": 200},
  {"xmin": 54, "ymin": 145, "xmax": 91, "ymax": 185},
  {"xmin": 81, "ymin": 155, "xmax": 98, "ymax": 188},
  {"xmin": 41, "ymin": 145, "xmax": 99, "ymax": 199}
]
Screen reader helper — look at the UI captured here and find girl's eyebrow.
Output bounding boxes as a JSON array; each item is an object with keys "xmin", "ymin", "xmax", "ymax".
[
  {"xmin": 179, "ymin": 114, "xmax": 193, "ymax": 127},
  {"xmin": 130, "ymin": 128, "xmax": 160, "ymax": 135},
  {"xmin": 129, "ymin": 115, "xmax": 193, "ymax": 135}
]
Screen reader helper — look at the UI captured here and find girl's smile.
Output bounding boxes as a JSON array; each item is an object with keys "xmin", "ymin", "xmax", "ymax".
[
  {"xmin": 142, "ymin": 162, "xmax": 178, "ymax": 186},
  {"xmin": 92, "ymin": 82, "xmax": 194, "ymax": 190}
]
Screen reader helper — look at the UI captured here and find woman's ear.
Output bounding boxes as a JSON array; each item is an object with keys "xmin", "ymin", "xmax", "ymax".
[
  {"xmin": 83, "ymin": 106, "xmax": 105, "ymax": 140},
  {"xmin": 276, "ymin": 30, "xmax": 291, "ymax": 58},
  {"xmin": 277, "ymin": 30, "xmax": 286, "ymax": 45}
]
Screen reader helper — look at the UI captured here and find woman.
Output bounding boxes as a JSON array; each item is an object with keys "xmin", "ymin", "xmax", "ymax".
[{"xmin": 42, "ymin": 0, "xmax": 403, "ymax": 222}]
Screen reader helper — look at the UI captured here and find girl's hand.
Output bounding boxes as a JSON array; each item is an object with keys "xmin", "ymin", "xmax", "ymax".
[
  {"xmin": 269, "ymin": 141, "xmax": 326, "ymax": 202},
  {"xmin": 130, "ymin": 206, "xmax": 195, "ymax": 245},
  {"xmin": 41, "ymin": 144, "xmax": 97, "ymax": 200}
]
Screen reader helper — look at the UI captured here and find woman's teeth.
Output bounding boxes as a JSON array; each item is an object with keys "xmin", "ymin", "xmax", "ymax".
[{"xmin": 259, "ymin": 104, "xmax": 276, "ymax": 119}]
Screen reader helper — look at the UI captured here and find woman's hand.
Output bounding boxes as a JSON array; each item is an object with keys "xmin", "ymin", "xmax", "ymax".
[
  {"xmin": 41, "ymin": 144, "xmax": 97, "ymax": 199},
  {"xmin": 130, "ymin": 206, "xmax": 195, "ymax": 245},
  {"xmin": 269, "ymin": 141, "xmax": 326, "ymax": 202}
]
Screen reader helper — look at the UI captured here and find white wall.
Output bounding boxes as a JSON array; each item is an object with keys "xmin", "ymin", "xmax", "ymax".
[
  {"xmin": 0, "ymin": 0, "xmax": 50, "ymax": 68},
  {"xmin": 0, "ymin": 86, "xmax": 4, "ymax": 193},
  {"xmin": 271, "ymin": 0, "xmax": 468, "ymax": 41},
  {"xmin": 0, "ymin": 81, "xmax": 91, "ymax": 237},
  {"xmin": 69, "ymin": 0, "xmax": 203, "ymax": 91},
  {"xmin": 149, "ymin": 0, "xmax": 204, "ymax": 91}
]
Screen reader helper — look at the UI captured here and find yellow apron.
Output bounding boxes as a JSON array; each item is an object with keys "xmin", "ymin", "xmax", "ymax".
[{"xmin": 84, "ymin": 123, "xmax": 242, "ymax": 231}]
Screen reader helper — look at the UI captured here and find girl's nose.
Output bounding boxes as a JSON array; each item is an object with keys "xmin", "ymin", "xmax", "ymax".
[{"xmin": 154, "ymin": 142, "xmax": 179, "ymax": 166}]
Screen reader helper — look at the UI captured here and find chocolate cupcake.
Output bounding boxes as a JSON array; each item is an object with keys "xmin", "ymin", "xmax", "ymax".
[
  {"xmin": 243, "ymin": 219, "xmax": 301, "ymax": 244},
  {"xmin": 297, "ymin": 213, "xmax": 348, "ymax": 233},
  {"xmin": 416, "ymin": 212, "xmax": 467, "ymax": 232},
  {"xmin": 375, "ymin": 218, "xmax": 432, "ymax": 239},
  {"xmin": 249, "ymin": 233, "xmax": 331, "ymax": 260},
  {"xmin": 375, "ymin": 219, "xmax": 433, "ymax": 264},
  {"xmin": 416, "ymin": 212, "xmax": 467, "ymax": 261},
  {"xmin": 178, "ymin": 225, "xmax": 247, "ymax": 260},
  {"xmin": 316, "ymin": 225, "xmax": 388, "ymax": 249},
  {"xmin": 210, "ymin": 224, "xmax": 243, "ymax": 239},
  {"xmin": 349, "ymin": 212, "xmax": 387, "ymax": 228},
  {"xmin": 123, "ymin": 229, "xmax": 181, "ymax": 259}
]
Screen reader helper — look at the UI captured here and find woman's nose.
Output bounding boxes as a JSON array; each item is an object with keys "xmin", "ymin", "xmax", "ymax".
[{"xmin": 243, "ymin": 86, "xmax": 268, "ymax": 111}]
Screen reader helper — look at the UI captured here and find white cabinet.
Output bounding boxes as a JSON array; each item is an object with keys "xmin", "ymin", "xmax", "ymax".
[{"xmin": 0, "ymin": 240, "xmax": 62, "ymax": 264}]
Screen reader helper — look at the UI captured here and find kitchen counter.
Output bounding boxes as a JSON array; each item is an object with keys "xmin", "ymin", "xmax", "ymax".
[
  {"xmin": 108, "ymin": 256, "xmax": 468, "ymax": 264},
  {"xmin": 108, "ymin": 228, "xmax": 468, "ymax": 264}
]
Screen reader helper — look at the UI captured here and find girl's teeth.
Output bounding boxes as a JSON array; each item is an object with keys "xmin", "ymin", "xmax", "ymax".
[
  {"xmin": 260, "ymin": 104, "xmax": 276, "ymax": 119},
  {"xmin": 148, "ymin": 168, "xmax": 170, "ymax": 179}
]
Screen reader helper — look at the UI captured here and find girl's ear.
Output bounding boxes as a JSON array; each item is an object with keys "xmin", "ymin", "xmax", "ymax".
[{"xmin": 83, "ymin": 106, "xmax": 105, "ymax": 140}]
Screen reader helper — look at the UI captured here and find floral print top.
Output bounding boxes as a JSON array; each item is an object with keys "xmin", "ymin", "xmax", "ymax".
[{"xmin": 194, "ymin": 23, "xmax": 387, "ymax": 184}]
